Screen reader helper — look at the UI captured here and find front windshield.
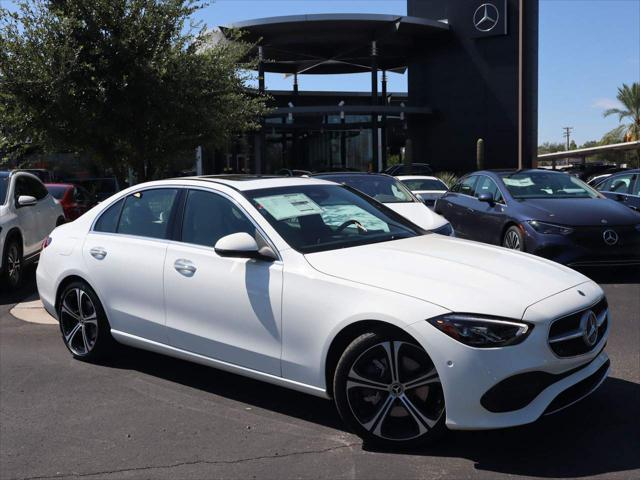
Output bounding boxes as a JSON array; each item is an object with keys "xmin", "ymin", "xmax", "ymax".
[
  {"xmin": 323, "ymin": 175, "xmax": 416, "ymax": 203},
  {"xmin": 244, "ymin": 185, "xmax": 421, "ymax": 254},
  {"xmin": 500, "ymin": 171, "xmax": 599, "ymax": 199},
  {"xmin": 0, "ymin": 172, "xmax": 9, "ymax": 205}
]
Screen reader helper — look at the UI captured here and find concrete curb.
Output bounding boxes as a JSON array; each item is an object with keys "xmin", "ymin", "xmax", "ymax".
[{"xmin": 10, "ymin": 300, "xmax": 58, "ymax": 325}]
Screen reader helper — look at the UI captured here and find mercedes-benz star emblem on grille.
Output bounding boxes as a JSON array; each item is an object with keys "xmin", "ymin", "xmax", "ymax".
[
  {"xmin": 603, "ymin": 229, "xmax": 619, "ymax": 246},
  {"xmin": 581, "ymin": 310, "xmax": 598, "ymax": 347},
  {"xmin": 473, "ymin": 3, "xmax": 500, "ymax": 32}
]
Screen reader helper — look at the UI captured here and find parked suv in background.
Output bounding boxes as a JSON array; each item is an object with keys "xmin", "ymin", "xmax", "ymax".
[{"xmin": 1, "ymin": 171, "xmax": 65, "ymax": 289}]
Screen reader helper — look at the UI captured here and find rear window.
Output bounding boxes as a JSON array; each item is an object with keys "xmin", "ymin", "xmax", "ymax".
[{"xmin": 46, "ymin": 185, "xmax": 69, "ymax": 199}]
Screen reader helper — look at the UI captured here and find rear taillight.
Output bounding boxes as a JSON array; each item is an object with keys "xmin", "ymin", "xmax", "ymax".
[{"xmin": 42, "ymin": 236, "xmax": 52, "ymax": 249}]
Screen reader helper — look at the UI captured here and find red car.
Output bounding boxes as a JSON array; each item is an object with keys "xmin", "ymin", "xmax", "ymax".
[{"xmin": 45, "ymin": 183, "xmax": 96, "ymax": 221}]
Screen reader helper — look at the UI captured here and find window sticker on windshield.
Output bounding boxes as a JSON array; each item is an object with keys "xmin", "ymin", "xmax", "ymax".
[
  {"xmin": 254, "ymin": 193, "xmax": 324, "ymax": 221},
  {"xmin": 321, "ymin": 205, "xmax": 390, "ymax": 232},
  {"xmin": 503, "ymin": 177, "xmax": 535, "ymax": 187}
]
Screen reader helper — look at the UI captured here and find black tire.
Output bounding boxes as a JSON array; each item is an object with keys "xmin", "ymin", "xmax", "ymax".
[
  {"xmin": 502, "ymin": 225, "xmax": 525, "ymax": 251},
  {"xmin": 57, "ymin": 281, "xmax": 115, "ymax": 361},
  {"xmin": 2, "ymin": 238, "xmax": 23, "ymax": 290},
  {"xmin": 334, "ymin": 332, "xmax": 446, "ymax": 448}
]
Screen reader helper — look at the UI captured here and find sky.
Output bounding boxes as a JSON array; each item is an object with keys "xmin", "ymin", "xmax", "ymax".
[{"xmin": 3, "ymin": 0, "xmax": 639, "ymax": 146}]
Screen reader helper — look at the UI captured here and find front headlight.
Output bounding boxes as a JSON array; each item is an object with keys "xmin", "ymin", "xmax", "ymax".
[
  {"xmin": 527, "ymin": 220, "xmax": 573, "ymax": 235},
  {"xmin": 427, "ymin": 314, "xmax": 532, "ymax": 348},
  {"xmin": 432, "ymin": 222, "xmax": 455, "ymax": 237}
]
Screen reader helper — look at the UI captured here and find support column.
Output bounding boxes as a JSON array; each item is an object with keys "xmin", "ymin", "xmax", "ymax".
[
  {"xmin": 255, "ymin": 46, "xmax": 265, "ymax": 174},
  {"xmin": 292, "ymin": 72, "xmax": 299, "ymax": 170},
  {"xmin": 381, "ymin": 70, "xmax": 388, "ymax": 171},
  {"xmin": 371, "ymin": 40, "xmax": 379, "ymax": 172},
  {"xmin": 339, "ymin": 101, "xmax": 346, "ymax": 168}
]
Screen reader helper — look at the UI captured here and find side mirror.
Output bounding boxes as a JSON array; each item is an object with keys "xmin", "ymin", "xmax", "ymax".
[
  {"xmin": 478, "ymin": 193, "xmax": 495, "ymax": 204},
  {"xmin": 214, "ymin": 232, "xmax": 277, "ymax": 261},
  {"xmin": 17, "ymin": 195, "xmax": 37, "ymax": 207}
]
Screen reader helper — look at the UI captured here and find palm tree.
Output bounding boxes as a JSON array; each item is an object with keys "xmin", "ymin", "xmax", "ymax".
[{"xmin": 603, "ymin": 82, "xmax": 640, "ymax": 142}]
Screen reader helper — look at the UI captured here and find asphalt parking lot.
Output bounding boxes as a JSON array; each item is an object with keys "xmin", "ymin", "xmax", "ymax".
[{"xmin": 1, "ymin": 266, "xmax": 639, "ymax": 480}]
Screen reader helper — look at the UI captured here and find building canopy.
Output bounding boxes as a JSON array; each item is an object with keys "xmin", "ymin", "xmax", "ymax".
[{"xmin": 221, "ymin": 14, "xmax": 449, "ymax": 75}]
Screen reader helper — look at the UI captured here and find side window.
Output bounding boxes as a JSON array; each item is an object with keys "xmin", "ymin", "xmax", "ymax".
[
  {"xmin": 117, "ymin": 189, "xmax": 178, "ymax": 239},
  {"xmin": 632, "ymin": 175, "xmax": 639, "ymax": 196},
  {"xmin": 18, "ymin": 176, "xmax": 48, "ymax": 200},
  {"xmin": 599, "ymin": 174, "xmax": 633, "ymax": 194},
  {"xmin": 73, "ymin": 187, "xmax": 85, "ymax": 203},
  {"xmin": 181, "ymin": 190, "xmax": 255, "ymax": 248},
  {"xmin": 456, "ymin": 176, "xmax": 478, "ymax": 196},
  {"xmin": 475, "ymin": 176, "xmax": 503, "ymax": 202},
  {"xmin": 94, "ymin": 199, "xmax": 124, "ymax": 233}
]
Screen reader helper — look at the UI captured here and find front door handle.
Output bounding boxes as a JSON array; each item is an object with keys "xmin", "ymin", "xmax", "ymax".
[
  {"xmin": 174, "ymin": 259, "xmax": 197, "ymax": 277},
  {"xmin": 89, "ymin": 247, "xmax": 107, "ymax": 260}
]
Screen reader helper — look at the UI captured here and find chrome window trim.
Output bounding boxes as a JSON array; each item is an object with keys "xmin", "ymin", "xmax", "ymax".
[
  {"xmin": 89, "ymin": 184, "xmax": 282, "ymax": 261},
  {"xmin": 176, "ymin": 186, "xmax": 283, "ymax": 262}
]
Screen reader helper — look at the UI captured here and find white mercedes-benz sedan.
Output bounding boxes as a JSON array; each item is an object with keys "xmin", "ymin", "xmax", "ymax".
[{"xmin": 36, "ymin": 176, "xmax": 610, "ymax": 447}]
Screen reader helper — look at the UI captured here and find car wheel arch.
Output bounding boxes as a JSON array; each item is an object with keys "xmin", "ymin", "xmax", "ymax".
[
  {"xmin": 54, "ymin": 274, "xmax": 106, "ymax": 321},
  {"xmin": 3, "ymin": 228, "xmax": 23, "ymax": 256},
  {"xmin": 324, "ymin": 319, "xmax": 421, "ymax": 398}
]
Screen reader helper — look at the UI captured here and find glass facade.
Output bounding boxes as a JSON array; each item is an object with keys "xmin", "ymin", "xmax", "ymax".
[{"xmin": 262, "ymin": 114, "xmax": 406, "ymax": 173}]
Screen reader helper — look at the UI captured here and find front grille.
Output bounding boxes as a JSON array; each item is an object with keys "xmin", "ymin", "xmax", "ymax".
[
  {"xmin": 548, "ymin": 297, "xmax": 608, "ymax": 357},
  {"xmin": 543, "ymin": 359, "xmax": 610, "ymax": 415}
]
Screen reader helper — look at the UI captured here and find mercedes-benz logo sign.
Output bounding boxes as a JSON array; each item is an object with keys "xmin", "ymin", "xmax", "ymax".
[
  {"xmin": 473, "ymin": 3, "xmax": 500, "ymax": 32},
  {"xmin": 603, "ymin": 229, "xmax": 619, "ymax": 246},
  {"xmin": 581, "ymin": 310, "xmax": 598, "ymax": 347}
]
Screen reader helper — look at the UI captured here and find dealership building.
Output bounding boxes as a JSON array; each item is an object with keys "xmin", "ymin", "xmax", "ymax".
[{"xmin": 212, "ymin": 0, "xmax": 539, "ymax": 175}]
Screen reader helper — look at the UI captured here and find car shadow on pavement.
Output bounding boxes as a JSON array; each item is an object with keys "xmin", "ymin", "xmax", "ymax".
[
  {"xmin": 0, "ymin": 265, "xmax": 39, "ymax": 306},
  {"xmin": 101, "ymin": 345, "xmax": 347, "ymax": 431},
  {"xmin": 365, "ymin": 376, "xmax": 640, "ymax": 478},
  {"xmin": 102, "ymin": 345, "xmax": 639, "ymax": 478}
]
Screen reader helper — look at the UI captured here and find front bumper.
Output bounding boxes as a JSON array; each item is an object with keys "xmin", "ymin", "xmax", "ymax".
[
  {"xmin": 406, "ymin": 281, "xmax": 610, "ymax": 430},
  {"xmin": 523, "ymin": 223, "xmax": 640, "ymax": 266}
]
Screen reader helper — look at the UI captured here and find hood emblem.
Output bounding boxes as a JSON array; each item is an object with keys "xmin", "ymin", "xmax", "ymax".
[
  {"xmin": 601, "ymin": 219, "xmax": 608, "ymax": 224},
  {"xmin": 603, "ymin": 229, "xmax": 619, "ymax": 246},
  {"xmin": 581, "ymin": 311, "xmax": 598, "ymax": 348}
]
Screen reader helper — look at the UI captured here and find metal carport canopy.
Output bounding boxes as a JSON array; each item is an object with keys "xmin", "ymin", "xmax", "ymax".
[{"xmin": 221, "ymin": 14, "xmax": 450, "ymax": 75}]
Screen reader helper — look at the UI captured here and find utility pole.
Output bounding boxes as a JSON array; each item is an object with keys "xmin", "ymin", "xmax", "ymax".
[{"xmin": 562, "ymin": 127, "xmax": 574, "ymax": 151}]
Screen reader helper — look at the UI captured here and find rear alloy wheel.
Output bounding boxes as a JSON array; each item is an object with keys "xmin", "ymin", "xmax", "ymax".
[
  {"xmin": 3, "ymin": 240, "xmax": 23, "ymax": 290},
  {"xmin": 503, "ymin": 226, "xmax": 525, "ymax": 251},
  {"xmin": 58, "ymin": 281, "xmax": 114, "ymax": 361},
  {"xmin": 334, "ymin": 333, "xmax": 446, "ymax": 447}
]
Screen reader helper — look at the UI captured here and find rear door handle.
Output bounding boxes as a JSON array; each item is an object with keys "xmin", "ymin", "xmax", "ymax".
[
  {"xmin": 174, "ymin": 259, "xmax": 197, "ymax": 277},
  {"xmin": 89, "ymin": 247, "xmax": 107, "ymax": 260}
]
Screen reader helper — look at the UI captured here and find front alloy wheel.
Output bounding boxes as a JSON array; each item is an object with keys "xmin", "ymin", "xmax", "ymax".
[
  {"xmin": 58, "ymin": 282, "xmax": 114, "ymax": 360},
  {"xmin": 334, "ymin": 333, "xmax": 445, "ymax": 447},
  {"xmin": 503, "ymin": 226, "xmax": 525, "ymax": 251}
]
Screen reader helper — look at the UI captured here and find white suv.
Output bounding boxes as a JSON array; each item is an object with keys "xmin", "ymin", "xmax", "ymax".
[{"xmin": 1, "ymin": 171, "xmax": 65, "ymax": 289}]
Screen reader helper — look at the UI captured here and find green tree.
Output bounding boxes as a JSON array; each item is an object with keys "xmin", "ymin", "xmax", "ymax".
[
  {"xmin": 603, "ymin": 82, "xmax": 640, "ymax": 142},
  {"xmin": 537, "ymin": 142, "xmax": 565, "ymax": 155},
  {"xmin": 0, "ymin": 0, "xmax": 268, "ymax": 181}
]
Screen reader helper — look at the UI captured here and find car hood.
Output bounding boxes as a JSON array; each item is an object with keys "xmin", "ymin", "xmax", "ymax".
[
  {"xmin": 304, "ymin": 235, "xmax": 590, "ymax": 320},
  {"xmin": 384, "ymin": 202, "xmax": 448, "ymax": 230},
  {"xmin": 516, "ymin": 197, "xmax": 640, "ymax": 226}
]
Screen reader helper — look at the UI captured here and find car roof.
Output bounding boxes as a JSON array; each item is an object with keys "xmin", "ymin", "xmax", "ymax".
[
  {"xmin": 313, "ymin": 172, "xmax": 393, "ymax": 179},
  {"xmin": 176, "ymin": 175, "xmax": 334, "ymax": 191},
  {"xmin": 395, "ymin": 175, "xmax": 441, "ymax": 181}
]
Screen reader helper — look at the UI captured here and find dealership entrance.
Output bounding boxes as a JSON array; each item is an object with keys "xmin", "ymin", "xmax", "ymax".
[{"xmin": 220, "ymin": 14, "xmax": 448, "ymax": 173}]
